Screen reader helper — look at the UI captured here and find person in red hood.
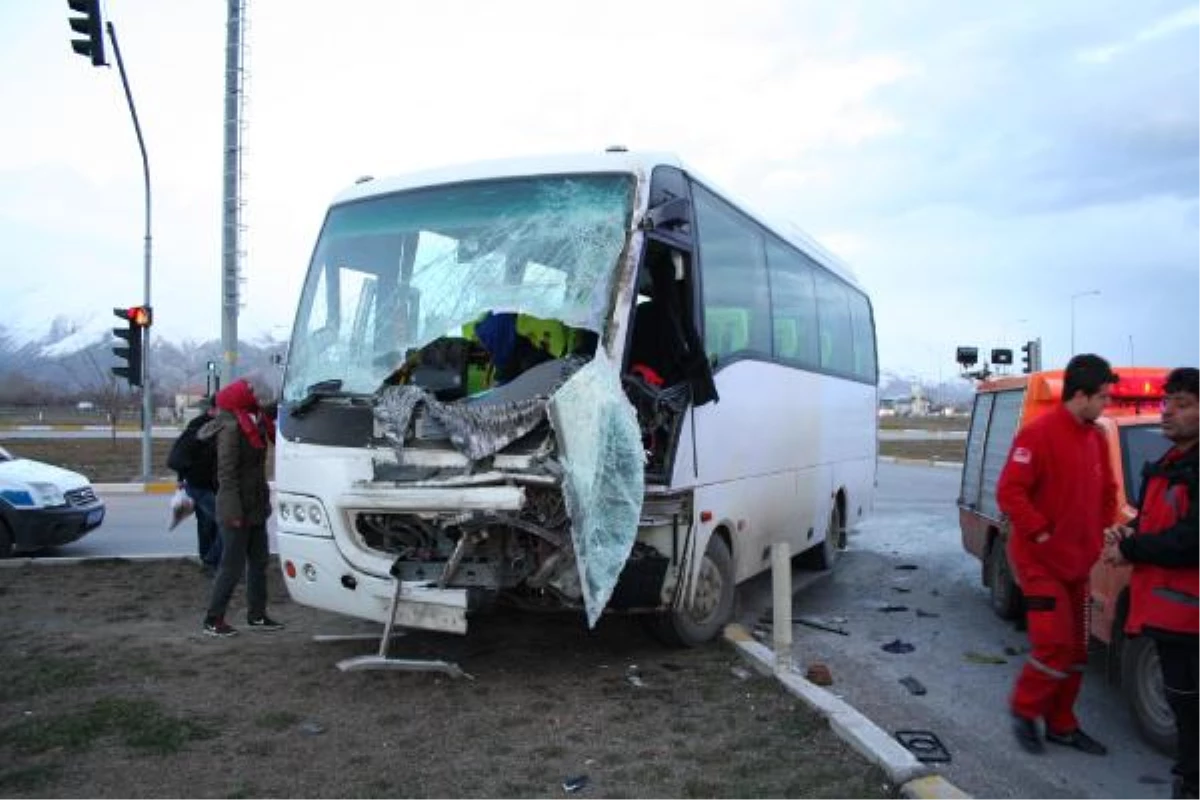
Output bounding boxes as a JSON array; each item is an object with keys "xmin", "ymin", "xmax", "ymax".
[
  {"xmin": 1103, "ymin": 366, "xmax": 1198, "ymax": 799},
  {"xmin": 200, "ymin": 374, "xmax": 283, "ymax": 637},
  {"xmin": 997, "ymin": 353, "xmax": 1119, "ymax": 757}
]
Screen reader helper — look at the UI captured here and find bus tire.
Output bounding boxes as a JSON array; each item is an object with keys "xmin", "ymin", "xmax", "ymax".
[
  {"xmin": 1121, "ymin": 636, "xmax": 1177, "ymax": 756},
  {"xmin": 652, "ymin": 534, "xmax": 735, "ymax": 648},
  {"xmin": 800, "ymin": 504, "xmax": 843, "ymax": 571},
  {"xmin": 985, "ymin": 540, "xmax": 1022, "ymax": 620}
]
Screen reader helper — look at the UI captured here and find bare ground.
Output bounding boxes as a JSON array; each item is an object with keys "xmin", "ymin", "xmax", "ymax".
[{"xmin": 0, "ymin": 560, "xmax": 893, "ymax": 799}]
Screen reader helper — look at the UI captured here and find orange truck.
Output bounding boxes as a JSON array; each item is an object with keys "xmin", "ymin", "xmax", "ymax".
[{"xmin": 957, "ymin": 367, "xmax": 1174, "ymax": 753}]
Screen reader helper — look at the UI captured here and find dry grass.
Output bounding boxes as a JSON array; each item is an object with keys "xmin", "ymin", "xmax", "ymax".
[{"xmin": 0, "ymin": 561, "xmax": 893, "ymax": 799}]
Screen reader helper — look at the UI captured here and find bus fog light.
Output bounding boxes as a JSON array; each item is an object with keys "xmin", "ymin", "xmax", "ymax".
[
  {"xmin": 308, "ymin": 504, "xmax": 323, "ymax": 526},
  {"xmin": 280, "ymin": 503, "xmax": 291, "ymax": 522},
  {"xmin": 294, "ymin": 505, "xmax": 307, "ymax": 523},
  {"xmin": 302, "ymin": 563, "xmax": 318, "ymax": 581}
]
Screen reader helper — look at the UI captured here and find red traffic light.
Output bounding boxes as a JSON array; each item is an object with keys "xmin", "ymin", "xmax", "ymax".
[{"xmin": 113, "ymin": 306, "xmax": 152, "ymax": 327}]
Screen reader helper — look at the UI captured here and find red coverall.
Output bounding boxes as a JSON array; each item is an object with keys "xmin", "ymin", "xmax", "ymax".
[{"xmin": 996, "ymin": 405, "xmax": 1117, "ymax": 732}]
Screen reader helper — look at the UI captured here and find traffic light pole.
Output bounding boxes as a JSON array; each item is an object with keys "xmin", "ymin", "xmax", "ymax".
[{"xmin": 106, "ymin": 22, "xmax": 153, "ymax": 483}]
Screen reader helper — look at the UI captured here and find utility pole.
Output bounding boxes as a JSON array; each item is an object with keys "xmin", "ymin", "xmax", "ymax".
[{"xmin": 221, "ymin": 0, "xmax": 246, "ymax": 384}]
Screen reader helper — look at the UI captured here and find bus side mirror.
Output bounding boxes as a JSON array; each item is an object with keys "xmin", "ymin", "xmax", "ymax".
[{"xmin": 642, "ymin": 197, "xmax": 691, "ymax": 231}]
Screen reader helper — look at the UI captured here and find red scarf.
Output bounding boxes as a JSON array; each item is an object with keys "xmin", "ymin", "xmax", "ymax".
[{"xmin": 215, "ymin": 379, "xmax": 276, "ymax": 450}]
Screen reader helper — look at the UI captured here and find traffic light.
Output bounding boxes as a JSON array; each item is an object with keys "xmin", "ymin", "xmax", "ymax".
[
  {"xmin": 1020, "ymin": 339, "xmax": 1040, "ymax": 374},
  {"xmin": 67, "ymin": 0, "xmax": 106, "ymax": 66},
  {"xmin": 112, "ymin": 306, "xmax": 150, "ymax": 386}
]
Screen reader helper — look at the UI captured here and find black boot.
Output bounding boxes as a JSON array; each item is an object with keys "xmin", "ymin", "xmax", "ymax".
[{"xmin": 1013, "ymin": 715, "xmax": 1043, "ymax": 754}]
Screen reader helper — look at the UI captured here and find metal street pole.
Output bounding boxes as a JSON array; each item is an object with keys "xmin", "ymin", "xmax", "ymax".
[
  {"xmin": 106, "ymin": 22, "xmax": 152, "ymax": 482},
  {"xmin": 1070, "ymin": 290, "xmax": 1100, "ymax": 356}
]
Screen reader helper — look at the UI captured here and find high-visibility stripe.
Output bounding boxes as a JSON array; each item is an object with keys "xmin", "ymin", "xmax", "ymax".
[{"xmin": 1027, "ymin": 656, "xmax": 1069, "ymax": 680}]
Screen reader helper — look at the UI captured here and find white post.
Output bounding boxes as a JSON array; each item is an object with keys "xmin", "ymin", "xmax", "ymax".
[{"xmin": 771, "ymin": 541, "xmax": 793, "ymax": 674}]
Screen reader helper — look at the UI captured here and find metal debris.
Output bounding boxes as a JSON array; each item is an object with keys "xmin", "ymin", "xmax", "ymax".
[
  {"xmin": 899, "ymin": 676, "xmax": 927, "ymax": 696},
  {"xmin": 963, "ymin": 650, "xmax": 1007, "ymax": 665},
  {"xmin": 562, "ymin": 775, "xmax": 590, "ymax": 794},
  {"xmin": 882, "ymin": 639, "xmax": 915, "ymax": 654},
  {"xmin": 895, "ymin": 730, "xmax": 951, "ymax": 763}
]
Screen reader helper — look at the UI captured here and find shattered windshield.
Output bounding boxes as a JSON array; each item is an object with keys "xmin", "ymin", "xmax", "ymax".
[{"xmin": 283, "ymin": 174, "xmax": 635, "ymax": 403}]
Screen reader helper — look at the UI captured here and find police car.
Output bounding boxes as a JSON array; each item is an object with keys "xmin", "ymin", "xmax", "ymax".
[{"xmin": 0, "ymin": 444, "xmax": 105, "ymax": 558}]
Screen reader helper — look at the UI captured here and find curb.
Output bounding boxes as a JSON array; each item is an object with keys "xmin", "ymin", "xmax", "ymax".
[
  {"xmin": 723, "ymin": 623, "xmax": 971, "ymax": 798},
  {"xmin": 878, "ymin": 456, "xmax": 962, "ymax": 469}
]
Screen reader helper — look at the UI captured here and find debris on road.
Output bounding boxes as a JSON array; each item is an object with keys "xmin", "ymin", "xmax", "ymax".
[
  {"xmin": 895, "ymin": 730, "xmax": 951, "ymax": 763},
  {"xmin": 891, "ymin": 586, "xmax": 912, "ymax": 594},
  {"xmin": 877, "ymin": 604, "xmax": 908, "ymax": 613},
  {"xmin": 915, "ymin": 609, "xmax": 940, "ymax": 618},
  {"xmin": 895, "ymin": 564, "xmax": 919, "ymax": 571},
  {"xmin": 730, "ymin": 666, "xmax": 751, "ymax": 681},
  {"xmin": 899, "ymin": 676, "xmax": 927, "ymax": 696},
  {"xmin": 806, "ymin": 663, "xmax": 833, "ymax": 686},
  {"xmin": 881, "ymin": 639, "xmax": 915, "ymax": 654},
  {"xmin": 963, "ymin": 650, "xmax": 1007, "ymax": 665},
  {"xmin": 794, "ymin": 617, "xmax": 850, "ymax": 636}
]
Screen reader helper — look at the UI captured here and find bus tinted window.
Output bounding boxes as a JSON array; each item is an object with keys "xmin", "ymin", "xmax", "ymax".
[
  {"xmin": 765, "ymin": 239, "xmax": 820, "ymax": 368},
  {"xmin": 693, "ymin": 185, "xmax": 771, "ymax": 362},
  {"xmin": 847, "ymin": 290, "xmax": 877, "ymax": 382},
  {"xmin": 813, "ymin": 270, "xmax": 854, "ymax": 374}
]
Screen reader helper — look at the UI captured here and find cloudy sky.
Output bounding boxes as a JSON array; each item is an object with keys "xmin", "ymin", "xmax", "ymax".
[{"xmin": 2, "ymin": 0, "xmax": 1197, "ymax": 379}]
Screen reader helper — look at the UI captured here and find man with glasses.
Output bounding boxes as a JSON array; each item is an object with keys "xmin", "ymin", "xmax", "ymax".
[{"xmin": 1103, "ymin": 367, "xmax": 1198, "ymax": 798}]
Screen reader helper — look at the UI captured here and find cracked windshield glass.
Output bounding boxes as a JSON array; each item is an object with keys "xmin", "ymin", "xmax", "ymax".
[{"xmin": 283, "ymin": 174, "xmax": 635, "ymax": 403}]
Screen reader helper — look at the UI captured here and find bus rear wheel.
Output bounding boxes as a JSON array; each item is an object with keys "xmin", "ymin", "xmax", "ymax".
[{"xmin": 651, "ymin": 534, "xmax": 735, "ymax": 648}]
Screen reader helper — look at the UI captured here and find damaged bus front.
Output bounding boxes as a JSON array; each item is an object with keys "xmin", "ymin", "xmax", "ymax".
[
  {"xmin": 276, "ymin": 151, "xmax": 877, "ymax": 647},
  {"xmin": 276, "ymin": 155, "xmax": 722, "ymax": 644}
]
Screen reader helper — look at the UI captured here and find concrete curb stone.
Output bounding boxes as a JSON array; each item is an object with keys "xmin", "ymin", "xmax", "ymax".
[{"xmin": 723, "ymin": 623, "xmax": 972, "ymax": 798}]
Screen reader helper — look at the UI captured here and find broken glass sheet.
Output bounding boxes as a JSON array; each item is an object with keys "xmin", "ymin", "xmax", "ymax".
[
  {"xmin": 548, "ymin": 349, "xmax": 645, "ymax": 628},
  {"xmin": 283, "ymin": 175, "xmax": 634, "ymax": 403}
]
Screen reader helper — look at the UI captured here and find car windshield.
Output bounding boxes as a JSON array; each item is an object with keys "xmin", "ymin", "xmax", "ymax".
[
  {"xmin": 1119, "ymin": 422, "xmax": 1172, "ymax": 505},
  {"xmin": 282, "ymin": 174, "xmax": 635, "ymax": 402}
]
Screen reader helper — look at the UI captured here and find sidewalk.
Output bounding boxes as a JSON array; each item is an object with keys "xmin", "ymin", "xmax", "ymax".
[{"xmin": 723, "ymin": 624, "xmax": 971, "ymax": 799}]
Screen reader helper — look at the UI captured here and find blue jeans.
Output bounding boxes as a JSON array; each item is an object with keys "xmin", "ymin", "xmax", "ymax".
[{"xmin": 184, "ymin": 484, "xmax": 221, "ymax": 567}]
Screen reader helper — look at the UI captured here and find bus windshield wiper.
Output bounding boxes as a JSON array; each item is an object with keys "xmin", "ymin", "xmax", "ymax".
[{"xmin": 288, "ymin": 379, "xmax": 347, "ymax": 418}]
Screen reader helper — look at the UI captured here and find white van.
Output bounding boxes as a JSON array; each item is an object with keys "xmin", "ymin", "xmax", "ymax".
[{"xmin": 0, "ymin": 445, "xmax": 105, "ymax": 557}]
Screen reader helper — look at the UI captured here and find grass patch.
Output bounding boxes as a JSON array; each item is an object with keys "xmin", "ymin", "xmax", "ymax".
[
  {"xmin": 0, "ymin": 655, "xmax": 96, "ymax": 702},
  {"xmin": 0, "ymin": 763, "xmax": 62, "ymax": 793},
  {"xmin": 254, "ymin": 710, "xmax": 302, "ymax": 731},
  {"xmin": 0, "ymin": 697, "xmax": 217, "ymax": 756}
]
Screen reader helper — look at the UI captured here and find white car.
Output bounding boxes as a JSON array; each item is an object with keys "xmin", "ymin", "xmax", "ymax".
[{"xmin": 0, "ymin": 445, "xmax": 105, "ymax": 558}]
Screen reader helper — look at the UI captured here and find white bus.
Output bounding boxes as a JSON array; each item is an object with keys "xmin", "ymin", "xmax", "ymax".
[{"xmin": 275, "ymin": 150, "xmax": 877, "ymax": 646}]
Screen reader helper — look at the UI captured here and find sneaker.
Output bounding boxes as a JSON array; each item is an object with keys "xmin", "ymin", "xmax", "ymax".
[
  {"xmin": 203, "ymin": 617, "xmax": 237, "ymax": 637},
  {"xmin": 1012, "ymin": 714, "xmax": 1043, "ymax": 754},
  {"xmin": 246, "ymin": 615, "xmax": 285, "ymax": 631},
  {"xmin": 1045, "ymin": 728, "xmax": 1107, "ymax": 756}
]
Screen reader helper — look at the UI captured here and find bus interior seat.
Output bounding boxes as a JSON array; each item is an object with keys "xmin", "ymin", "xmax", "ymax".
[
  {"xmin": 705, "ymin": 307, "xmax": 749, "ymax": 358},
  {"xmin": 774, "ymin": 318, "xmax": 798, "ymax": 359}
]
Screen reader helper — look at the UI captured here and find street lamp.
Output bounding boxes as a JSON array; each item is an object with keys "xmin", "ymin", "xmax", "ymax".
[{"xmin": 1070, "ymin": 290, "xmax": 1100, "ymax": 355}]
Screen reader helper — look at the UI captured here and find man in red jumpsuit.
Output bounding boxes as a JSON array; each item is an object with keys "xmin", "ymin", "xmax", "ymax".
[
  {"xmin": 1103, "ymin": 367, "xmax": 1198, "ymax": 798},
  {"xmin": 997, "ymin": 353, "xmax": 1119, "ymax": 755}
]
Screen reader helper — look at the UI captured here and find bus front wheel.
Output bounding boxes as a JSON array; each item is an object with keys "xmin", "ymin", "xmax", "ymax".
[
  {"xmin": 652, "ymin": 534, "xmax": 735, "ymax": 648},
  {"xmin": 1121, "ymin": 636, "xmax": 1177, "ymax": 756}
]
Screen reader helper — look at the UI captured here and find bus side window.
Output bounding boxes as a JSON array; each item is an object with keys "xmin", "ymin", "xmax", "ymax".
[{"xmin": 692, "ymin": 184, "xmax": 770, "ymax": 364}]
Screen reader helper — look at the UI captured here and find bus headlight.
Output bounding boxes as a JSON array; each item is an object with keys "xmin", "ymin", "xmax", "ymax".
[{"xmin": 276, "ymin": 494, "xmax": 332, "ymax": 537}]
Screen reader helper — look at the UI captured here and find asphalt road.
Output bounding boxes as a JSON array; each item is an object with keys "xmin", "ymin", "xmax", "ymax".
[
  {"xmin": 22, "ymin": 490, "xmax": 278, "ymax": 561},
  {"xmin": 748, "ymin": 462, "xmax": 1174, "ymax": 799}
]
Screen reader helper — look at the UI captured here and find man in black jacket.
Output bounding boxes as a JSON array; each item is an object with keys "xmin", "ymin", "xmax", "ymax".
[
  {"xmin": 1103, "ymin": 367, "xmax": 1199, "ymax": 799},
  {"xmin": 169, "ymin": 398, "xmax": 221, "ymax": 573}
]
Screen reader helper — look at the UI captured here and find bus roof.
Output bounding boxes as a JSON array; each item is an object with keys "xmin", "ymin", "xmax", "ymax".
[{"xmin": 331, "ymin": 149, "xmax": 861, "ymax": 287}]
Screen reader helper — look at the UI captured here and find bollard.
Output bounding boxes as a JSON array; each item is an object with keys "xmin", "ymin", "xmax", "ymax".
[{"xmin": 771, "ymin": 541, "xmax": 793, "ymax": 674}]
